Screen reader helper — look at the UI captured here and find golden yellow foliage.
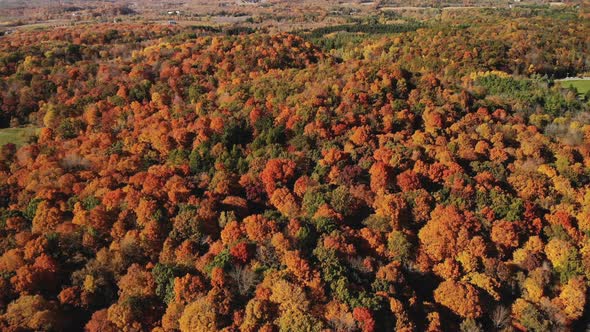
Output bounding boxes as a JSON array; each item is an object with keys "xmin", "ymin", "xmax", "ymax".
[{"xmin": 179, "ymin": 297, "xmax": 217, "ymax": 332}]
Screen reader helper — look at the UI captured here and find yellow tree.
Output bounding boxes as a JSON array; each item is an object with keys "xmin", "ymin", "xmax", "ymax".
[
  {"xmin": 557, "ymin": 276, "xmax": 587, "ymax": 321},
  {"xmin": 179, "ymin": 296, "xmax": 218, "ymax": 332},
  {"xmin": 434, "ymin": 280, "xmax": 482, "ymax": 318}
]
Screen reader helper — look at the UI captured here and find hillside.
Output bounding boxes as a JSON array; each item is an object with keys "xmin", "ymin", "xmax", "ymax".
[{"xmin": 0, "ymin": 6, "xmax": 589, "ymax": 332}]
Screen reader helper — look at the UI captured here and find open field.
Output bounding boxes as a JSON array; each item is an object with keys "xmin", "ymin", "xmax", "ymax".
[
  {"xmin": 558, "ymin": 79, "xmax": 590, "ymax": 95},
  {"xmin": 0, "ymin": 127, "xmax": 39, "ymax": 147}
]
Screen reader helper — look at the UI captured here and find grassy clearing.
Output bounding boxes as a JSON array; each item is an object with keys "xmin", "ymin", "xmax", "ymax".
[
  {"xmin": 558, "ymin": 79, "xmax": 590, "ymax": 95},
  {"xmin": 0, "ymin": 127, "xmax": 39, "ymax": 147}
]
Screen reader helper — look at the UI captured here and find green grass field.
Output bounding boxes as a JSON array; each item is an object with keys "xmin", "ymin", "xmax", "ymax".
[
  {"xmin": 558, "ymin": 79, "xmax": 590, "ymax": 95},
  {"xmin": 0, "ymin": 127, "xmax": 39, "ymax": 147}
]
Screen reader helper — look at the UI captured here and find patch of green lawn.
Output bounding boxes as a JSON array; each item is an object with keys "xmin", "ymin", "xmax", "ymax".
[
  {"xmin": 558, "ymin": 79, "xmax": 590, "ymax": 95},
  {"xmin": 0, "ymin": 127, "xmax": 40, "ymax": 147}
]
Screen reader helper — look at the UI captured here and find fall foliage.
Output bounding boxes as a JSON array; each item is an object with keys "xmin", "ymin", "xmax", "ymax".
[{"xmin": 0, "ymin": 6, "xmax": 589, "ymax": 332}]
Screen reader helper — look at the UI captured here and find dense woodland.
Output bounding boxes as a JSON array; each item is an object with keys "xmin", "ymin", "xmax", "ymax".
[{"xmin": 0, "ymin": 7, "xmax": 589, "ymax": 332}]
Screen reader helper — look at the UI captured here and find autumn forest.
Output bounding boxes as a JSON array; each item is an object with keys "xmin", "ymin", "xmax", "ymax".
[{"xmin": 0, "ymin": 3, "xmax": 589, "ymax": 332}]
